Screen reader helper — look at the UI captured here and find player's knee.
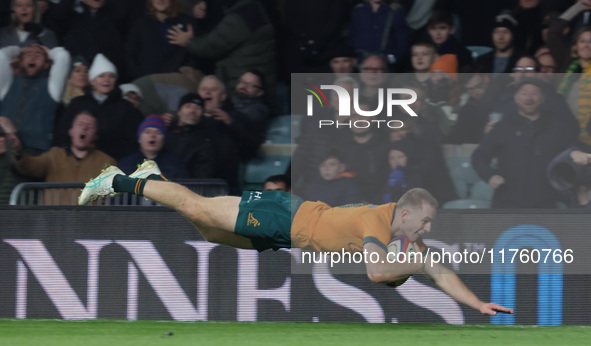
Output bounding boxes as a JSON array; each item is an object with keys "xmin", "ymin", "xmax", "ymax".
[{"xmin": 178, "ymin": 198, "xmax": 209, "ymax": 224}]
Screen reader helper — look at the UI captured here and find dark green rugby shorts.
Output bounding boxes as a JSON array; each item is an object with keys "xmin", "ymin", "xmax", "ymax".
[{"xmin": 234, "ymin": 191, "xmax": 304, "ymax": 252}]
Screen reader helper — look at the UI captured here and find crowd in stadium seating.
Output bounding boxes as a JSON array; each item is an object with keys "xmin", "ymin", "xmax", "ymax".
[{"xmin": 1, "ymin": 0, "xmax": 591, "ymax": 209}]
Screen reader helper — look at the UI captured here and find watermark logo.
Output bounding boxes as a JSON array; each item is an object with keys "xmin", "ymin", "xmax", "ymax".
[
  {"xmin": 305, "ymin": 85, "xmax": 419, "ymax": 118},
  {"xmin": 303, "ymin": 83, "xmax": 328, "ymax": 109}
]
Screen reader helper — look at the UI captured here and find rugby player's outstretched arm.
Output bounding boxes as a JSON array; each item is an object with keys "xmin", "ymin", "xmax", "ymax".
[
  {"xmin": 364, "ymin": 242, "xmax": 424, "ymax": 284},
  {"xmin": 423, "ymin": 261, "xmax": 514, "ymax": 316}
]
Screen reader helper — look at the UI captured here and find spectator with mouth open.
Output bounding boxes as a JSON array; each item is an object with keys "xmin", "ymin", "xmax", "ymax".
[
  {"xmin": 3, "ymin": 111, "xmax": 116, "ymax": 205},
  {"xmin": 0, "ymin": 0, "xmax": 58, "ymax": 48},
  {"xmin": 117, "ymin": 114, "xmax": 188, "ymax": 179},
  {"xmin": 0, "ymin": 43, "xmax": 70, "ymax": 154}
]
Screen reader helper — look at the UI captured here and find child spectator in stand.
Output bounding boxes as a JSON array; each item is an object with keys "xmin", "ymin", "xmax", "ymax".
[
  {"xmin": 263, "ymin": 174, "xmax": 291, "ymax": 192},
  {"xmin": 0, "ymin": 0, "xmax": 58, "ymax": 48},
  {"xmin": 401, "ymin": 40, "xmax": 438, "ymax": 89},
  {"xmin": 383, "ymin": 139, "xmax": 421, "ymax": 203},
  {"xmin": 120, "ymin": 83, "xmax": 143, "ymax": 109},
  {"xmin": 118, "ymin": 115, "xmax": 188, "ymax": 179},
  {"xmin": 302, "ymin": 149, "xmax": 361, "ymax": 206},
  {"xmin": 426, "ymin": 10, "xmax": 473, "ymax": 69},
  {"xmin": 61, "ymin": 56, "xmax": 89, "ymax": 107}
]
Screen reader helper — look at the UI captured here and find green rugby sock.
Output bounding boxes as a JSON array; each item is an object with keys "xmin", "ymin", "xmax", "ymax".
[
  {"xmin": 113, "ymin": 175, "xmax": 147, "ymax": 196},
  {"xmin": 147, "ymin": 174, "xmax": 167, "ymax": 181}
]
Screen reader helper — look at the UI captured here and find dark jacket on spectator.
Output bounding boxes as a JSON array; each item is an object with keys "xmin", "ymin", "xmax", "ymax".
[
  {"xmin": 185, "ymin": 0, "xmax": 275, "ymax": 91},
  {"xmin": 55, "ymin": 87, "xmax": 143, "ymax": 161},
  {"xmin": 118, "ymin": 150, "xmax": 189, "ymax": 179},
  {"xmin": 62, "ymin": 2, "xmax": 127, "ymax": 80},
  {"xmin": 437, "ymin": 36, "xmax": 473, "ymax": 70},
  {"xmin": 166, "ymin": 121, "xmax": 216, "ymax": 179},
  {"xmin": 337, "ymin": 131, "xmax": 390, "ymax": 204},
  {"xmin": 472, "ymin": 111, "xmax": 577, "ymax": 208},
  {"xmin": 476, "ymin": 50, "xmax": 521, "ymax": 74},
  {"xmin": 302, "ymin": 173, "xmax": 362, "ymax": 207},
  {"xmin": 445, "ymin": 96, "xmax": 489, "ymax": 144},
  {"xmin": 0, "ymin": 25, "xmax": 58, "ymax": 48},
  {"xmin": 126, "ymin": 13, "xmax": 197, "ymax": 80},
  {"xmin": 347, "ymin": 2, "xmax": 410, "ymax": 66}
]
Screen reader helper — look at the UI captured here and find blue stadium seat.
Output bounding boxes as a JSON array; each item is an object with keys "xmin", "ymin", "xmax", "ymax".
[
  {"xmin": 243, "ymin": 155, "xmax": 290, "ymax": 190},
  {"xmin": 451, "ymin": 178, "xmax": 469, "ymax": 199},
  {"xmin": 265, "ymin": 115, "xmax": 303, "ymax": 144},
  {"xmin": 470, "ymin": 180, "xmax": 494, "ymax": 201},
  {"xmin": 446, "ymin": 157, "xmax": 481, "ymax": 185}
]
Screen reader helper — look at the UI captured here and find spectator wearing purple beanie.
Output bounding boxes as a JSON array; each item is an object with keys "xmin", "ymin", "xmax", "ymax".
[{"xmin": 117, "ymin": 114, "xmax": 189, "ymax": 179}]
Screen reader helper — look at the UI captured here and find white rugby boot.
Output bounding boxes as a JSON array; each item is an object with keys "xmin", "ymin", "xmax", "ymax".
[
  {"xmin": 129, "ymin": 159, "xmax": 164, "ymax": 179},
  {"xmin": 78, "ymin": 166, "xmax": 125, "ymax": 205}
]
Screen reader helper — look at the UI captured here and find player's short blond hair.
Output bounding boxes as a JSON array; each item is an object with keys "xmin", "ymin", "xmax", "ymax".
[{"xmin": 397, "ymin": 188, "xmax": 439, "ymax": 210}]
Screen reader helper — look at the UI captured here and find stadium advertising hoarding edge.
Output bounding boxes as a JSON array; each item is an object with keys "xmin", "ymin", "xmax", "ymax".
[{"xmin": 0, "ymin": 208, "xmax": 589, "ymax": 326}]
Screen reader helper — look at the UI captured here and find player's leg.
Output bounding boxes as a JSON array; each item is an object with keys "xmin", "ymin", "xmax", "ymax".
[
  {"xmin": 78, "ymin": 162, "xmax": 255, "ymax": 248},
  {"xmin": 142, "ymin": 180, "xmax": 240, "ymax": 232}
]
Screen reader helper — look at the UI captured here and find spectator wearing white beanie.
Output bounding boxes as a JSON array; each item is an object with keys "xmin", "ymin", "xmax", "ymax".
[
  {"xmin": 54, "ymin": 54, "xmax": 144, "ymax": 161},
  {"xmin": 88, "ymin": 54, "xmax": 117, "ymax": 100},
  {"xmin": 89, "ymin": 53, "xmax": 117, "ymax": 81}
]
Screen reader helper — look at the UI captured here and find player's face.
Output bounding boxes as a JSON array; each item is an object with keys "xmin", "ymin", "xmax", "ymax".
[{"xmin": 401, "ymin": 203, "xmax": 436, "ymax": 242}]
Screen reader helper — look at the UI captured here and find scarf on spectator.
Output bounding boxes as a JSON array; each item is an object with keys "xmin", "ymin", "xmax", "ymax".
[{"xmin": 558, "ymin": 60, "xmax": 591, "ymax": 145}]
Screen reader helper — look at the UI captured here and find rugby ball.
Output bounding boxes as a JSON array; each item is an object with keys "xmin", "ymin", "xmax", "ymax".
[
  {"xmin": 386, "ymin": 237, "xmax": 415, "ymax": 288},
  {"xmin": 387, "ymin": 237, "xmax": 415, "ymax": 255}
]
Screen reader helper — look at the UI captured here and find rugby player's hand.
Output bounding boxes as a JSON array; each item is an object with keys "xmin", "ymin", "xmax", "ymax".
[{"xmin": 479, "ymin": 302, "xmax": 514, "ymax": 316}]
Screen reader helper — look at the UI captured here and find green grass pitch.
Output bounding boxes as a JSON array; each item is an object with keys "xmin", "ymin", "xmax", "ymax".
[{"xmin": 1, "ymin": 319, "xmax": 590, "ymax": 345}]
